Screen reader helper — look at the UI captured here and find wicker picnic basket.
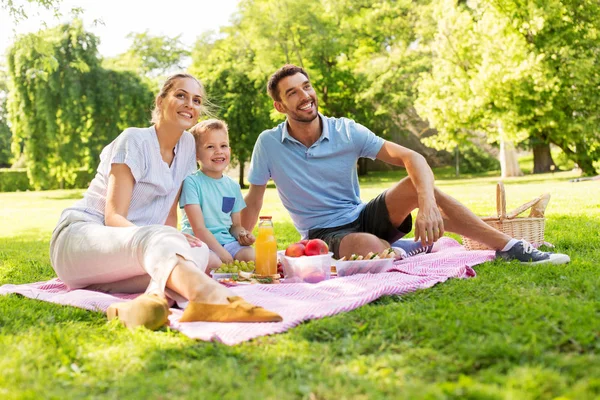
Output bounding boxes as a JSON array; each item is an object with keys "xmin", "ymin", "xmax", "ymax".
[{"xmin": 462, "ymin": 182, "xmax": 548, "ymax": 251}]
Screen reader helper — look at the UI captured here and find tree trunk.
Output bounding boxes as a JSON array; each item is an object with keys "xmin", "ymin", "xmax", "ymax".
[
  {"xmin": 499, "ymin": 138, "xmax": 523, "ymax": 178},
  {"xmin": 455, "ymin": 146, "xmax": 460, "ymax": 177},
  {"xmin": 238, "ymin": 161, "xmax": 246, "ymax": 189},
  {"xmin": 574, "ymin": 156, "xmax": 597, "ymax": 176},
  {"xmin": 532, "ymin": 142, "xmax": 557, "ymax": 173},
  {"xmin": 557, "ymin": 141, "xmax": 598, "ymax": 176},
  {"xmin": 498, "ymin": 121, "xmax": 523, "ymax": 178},
  {"xmin": 357, "ymin": 158, "xmax": 368, "ymax": 176}
]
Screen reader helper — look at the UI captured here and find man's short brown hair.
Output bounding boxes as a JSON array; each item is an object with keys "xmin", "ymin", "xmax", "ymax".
[{"xmin": 267, "ymin": 64, "xmax": 310, "ymax": 101}]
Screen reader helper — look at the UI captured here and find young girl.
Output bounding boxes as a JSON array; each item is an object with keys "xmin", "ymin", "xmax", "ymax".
[
  {"xmin": 180, "ymin": 119, "xmax": 255, "ymax": 271},
  {"xmin": 50, "ymin": 75, "xmax": 280, "ymax": 329}
]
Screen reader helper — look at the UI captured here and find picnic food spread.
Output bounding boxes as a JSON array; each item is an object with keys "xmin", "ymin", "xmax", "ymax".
[
  {"xmin": 214, "ymin": 260, "xmax": 255, "ymax": 274},
  {"xmin": 337, "ymin": 248, "xmax": 396, "ymax": 261}
]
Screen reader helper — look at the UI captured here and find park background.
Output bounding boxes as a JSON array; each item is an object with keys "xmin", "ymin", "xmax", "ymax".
[{"xmin": 1, "ymin": 0, "xmax": 600, "ymax": 399}]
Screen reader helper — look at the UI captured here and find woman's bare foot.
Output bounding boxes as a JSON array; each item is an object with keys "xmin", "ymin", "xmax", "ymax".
[{"xmin": 106, "ymin": 293, "xmax": 170, "ymax": 330}]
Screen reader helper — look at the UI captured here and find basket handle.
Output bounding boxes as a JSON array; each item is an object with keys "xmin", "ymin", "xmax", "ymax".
[{"xmin": 496, "ymin": 181, "xmax": 507, "ymax": 220}]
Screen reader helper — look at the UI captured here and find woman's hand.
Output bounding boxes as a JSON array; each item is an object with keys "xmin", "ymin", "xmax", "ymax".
[{"xmin": 183, "ymin": 233, "xmax": 204, "ymax": 248}]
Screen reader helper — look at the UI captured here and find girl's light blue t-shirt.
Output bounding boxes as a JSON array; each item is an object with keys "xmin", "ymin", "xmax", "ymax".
[{"xmin": 179, "ymin": 170, "xmax": 246, "ymax": 245}]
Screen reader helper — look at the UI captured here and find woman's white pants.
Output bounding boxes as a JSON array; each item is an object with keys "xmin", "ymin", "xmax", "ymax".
[{"xmin": 50, "ymin": 211, "xmax": 209, "ymax": 302}]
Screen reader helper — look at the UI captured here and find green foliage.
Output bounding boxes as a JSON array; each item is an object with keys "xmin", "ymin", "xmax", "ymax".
[
  {"xmin": 0, "ymin": 168, "xmax": 29, "ymax": 191},
  {"xmin": 1, "ymin": 0, "xmax": 63, "ymax": 22},
  {"xmin": 103, "ymin": 31, "xmax": 190, "ymax": 80},
  {"xmin": 190, "ymin": 30, "xmax": 272, "ymax": 187},
  {"xmin": 416, "ymin": 0, "xmax": 600, "ymax": 175},
  {"xmin": 0, "ymin": 66, "xmax": 11, "ymax": 167},
  {"xmin": 0, "ymin": 168, "xmax": 93, "ymax": 192},
  {"xmin": 7, "ymin": 20, "xmax": 154, "ymax": 189},
  {"xmin": 459, "ymin": 146, "xmax": 500, "ymax": 174}
]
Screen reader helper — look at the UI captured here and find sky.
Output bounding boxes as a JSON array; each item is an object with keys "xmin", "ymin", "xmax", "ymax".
[{"xmin": 0, "ymin": 0, "xmax": 240, "ymax": 61}]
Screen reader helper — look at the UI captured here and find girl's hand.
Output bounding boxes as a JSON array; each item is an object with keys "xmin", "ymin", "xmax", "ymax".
[{"xmin": 183, "ymin": 233, "xmax": 204, "ymax": 248}]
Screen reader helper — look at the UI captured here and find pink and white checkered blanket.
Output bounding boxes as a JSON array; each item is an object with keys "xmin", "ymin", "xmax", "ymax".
[{"xmin": 0, "ymin": 238, "xmax": 495, "ymax": 345}]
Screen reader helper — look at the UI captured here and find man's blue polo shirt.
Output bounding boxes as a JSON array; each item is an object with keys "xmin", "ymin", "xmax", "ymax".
[{"xmin": 248, "ymin": 114, "xmax": 385, "ymax": 238}]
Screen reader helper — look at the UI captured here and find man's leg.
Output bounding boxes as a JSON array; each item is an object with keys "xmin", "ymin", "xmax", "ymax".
[
  {"xmin": 337, "ymin": 184, "xmax": 415, "ymax": 258},
  {"xmin": 384, "ymin": 177, "xmax": 511, "ymax": 250},
  {"xmin": 338, "ymin": 232, "xmax": 389, "ymax": 259}
]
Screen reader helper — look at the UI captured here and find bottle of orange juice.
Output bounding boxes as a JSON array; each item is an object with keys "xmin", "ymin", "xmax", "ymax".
[{"xmin": 255, "ymin": 216, "xmax": 277, "ymax": 276}]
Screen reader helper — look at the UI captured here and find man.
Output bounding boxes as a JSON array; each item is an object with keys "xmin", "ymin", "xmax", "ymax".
[{"xmin": 241, "ymin": 64, "xmax": 569, "ymax": 265}]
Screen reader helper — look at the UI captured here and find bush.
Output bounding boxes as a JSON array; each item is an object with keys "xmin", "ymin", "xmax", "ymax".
[
  {"xmin": 458, "ymin": 146, "xmax": 500, "ymax": 174},
  {"xmin": 0, "ymin": 169, "xmax": 30, "ymax": 192},
  {"xmin": 0, "ymin": 168, "xmax": 94, "ymax": 192}
]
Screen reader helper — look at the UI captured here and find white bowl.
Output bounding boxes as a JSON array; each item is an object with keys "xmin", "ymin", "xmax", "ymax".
[
  {"xmin": 277, "ymin": 250, "xmax": 333, "ymax": 283},
  {"xmin": 334, "ymin": 258, "xmax": 394, "ymax": 277}
]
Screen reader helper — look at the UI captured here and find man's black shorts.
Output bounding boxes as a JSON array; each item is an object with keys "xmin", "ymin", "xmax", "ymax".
[{"xmin": 307, "ymin": 191, "xmax": 412, "ymax": 258}]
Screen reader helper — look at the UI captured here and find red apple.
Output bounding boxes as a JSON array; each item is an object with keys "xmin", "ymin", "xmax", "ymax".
[
  {"xmin": 299, "ymin": 239, "xmax": 309, "ymax": 245},
  {"xmin": 304, "ymin": 239, "xmax": 329, "ymax": 256},
  {"xmin": 285, "ymin": 243, "xmax": 306, "ymax": 257}
]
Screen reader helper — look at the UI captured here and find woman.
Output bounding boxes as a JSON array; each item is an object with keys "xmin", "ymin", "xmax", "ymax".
[{"xmin": 50, "ymin": 74, "xmax": 282, "ymax": 329}]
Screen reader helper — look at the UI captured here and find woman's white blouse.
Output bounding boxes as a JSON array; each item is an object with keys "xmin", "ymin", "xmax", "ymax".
[{"xmin": 60, "ymin": 126, "xmax": 197, "ymax": 226}]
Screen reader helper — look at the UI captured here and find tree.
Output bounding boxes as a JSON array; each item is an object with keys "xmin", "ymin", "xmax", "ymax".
[
  {"xmin": 415, "ymin": 0, "xmax": 600, "ymax": 175},
  {"xmin": 7, "ymin": 19, "xmax": 154, "ymax": 189},
  {"xmin": 191, "ymin": 29, "xmax": 272, "ymax": 188},
  {"xmin": 0, "ymin": 66, "xmax": 12, "ymax": 167},
  {"xmin": 103, "ymin": 31, "xmax": 190, "ymax": 80},
  {"xmin": 1, "ymin": 0, "xmax": 63, "ymax": 22}
]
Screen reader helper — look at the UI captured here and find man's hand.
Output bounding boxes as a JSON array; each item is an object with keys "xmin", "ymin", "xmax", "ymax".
[{"xmin": 414, "ymin": 200, "xmax": 445, "ymax": 246}]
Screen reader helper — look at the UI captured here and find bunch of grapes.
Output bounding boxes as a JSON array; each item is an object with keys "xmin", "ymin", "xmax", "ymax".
[{"xmin": 215, "ymin": 260, "xmax": 255, "ymax": 273}]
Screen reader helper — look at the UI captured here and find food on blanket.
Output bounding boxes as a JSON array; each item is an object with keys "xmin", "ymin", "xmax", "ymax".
[
  {"xmin": 304, "ymin": 239, "xmax": 329, "ymax": 256},
  {"xmin": 334, "ymin": 257, "xmax": 394, "ymax": 277},
  {"xmin": 339, "ymin": 248, "xmax": 395, "ymax": 262},
  {"xmin": 285, "ymin": 242, "xmax": 306, "ymax": 257},
  {"xmin": 301, "ymin": 269, "xmax": 326, "ymax": 283},
  {"xmin": 278, "ymin": 250, "xmax": 332, "ymax": 283},
  {"xmin": 215, "ymin": 260, "xmax": 255, "ymax": 273},
  {"xmin": 237, "ymin": 270, "xmax": 281, "ymax": 284}
]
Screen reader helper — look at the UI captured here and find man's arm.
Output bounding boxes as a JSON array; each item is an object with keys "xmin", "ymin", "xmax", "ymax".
[
  {"xmin": 241, "ymin": 184, "xmax": 267, "ymax": 232},
  {"xmin": 376, "ymin": 140, "xmax": 444, "ymax": 245},
  {"xmin": 376, "ymin": 141, "xmax": 436, "ymax": 199}
]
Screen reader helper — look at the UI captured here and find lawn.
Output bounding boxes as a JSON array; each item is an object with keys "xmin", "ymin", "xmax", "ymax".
[{"xmin": 1, "ymin": 170, "xmax": 599, "ymax": 399}]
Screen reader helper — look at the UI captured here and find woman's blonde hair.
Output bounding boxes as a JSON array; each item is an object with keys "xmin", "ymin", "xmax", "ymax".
[{"xmin": 150, "ymin": 73, "xmax": 207, "ymax": 124}]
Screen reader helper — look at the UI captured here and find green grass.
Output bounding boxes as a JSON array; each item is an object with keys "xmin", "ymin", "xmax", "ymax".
[{"xmin": 1, "ymin": 170, "xmax": 599, "ymax": 399}]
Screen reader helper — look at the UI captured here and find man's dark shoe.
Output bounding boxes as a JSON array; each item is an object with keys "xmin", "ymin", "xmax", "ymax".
[
  {"xmin": 391, "ymin": 239, "xmax": 433, "ymax": 259},
  {"xmin": 496, "ymin": 240, "xmax": 570, "ymax": 265}
]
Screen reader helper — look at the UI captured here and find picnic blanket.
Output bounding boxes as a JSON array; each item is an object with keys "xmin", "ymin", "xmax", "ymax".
[{"xmin": 0, "ymin": 238, "xmax": 495, "ymax": 345}]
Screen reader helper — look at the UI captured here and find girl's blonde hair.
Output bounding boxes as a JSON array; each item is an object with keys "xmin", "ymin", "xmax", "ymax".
[
  {"xmin": 150, "ymin": 73, "xmax": 207, "ymax": 124},
  {"xmin": 189, "ymin": 119, "xmax": 229, "ymax": 146}
]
